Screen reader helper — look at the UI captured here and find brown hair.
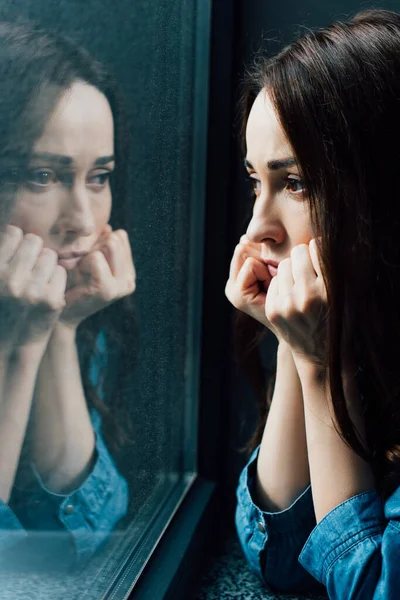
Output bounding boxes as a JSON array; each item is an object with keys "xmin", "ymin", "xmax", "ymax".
[{"xmin": 238, "ymin": 8, "xmax": 400, "ymax": 498}]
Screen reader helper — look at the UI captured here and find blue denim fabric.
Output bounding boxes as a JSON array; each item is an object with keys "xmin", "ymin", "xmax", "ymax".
[
  {"xmin": 236, "ymin": 444, "xmax": 400, "ymax": 598},
  {"xmin": 235, "ymin": 445, "xmax": 324, "ymax": 594},
  {"xmin": 0, "ymin": 330, "xmax": 129, "ymax": 566}
]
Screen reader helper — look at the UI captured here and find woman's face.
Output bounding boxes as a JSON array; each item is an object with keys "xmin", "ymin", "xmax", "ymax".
[
  {"xmin": 9, "ymin": 80, "xmax": 114, "ymax": 278},
  {"xmin": 245, "ymin": 89, "xmax": 314, "ymax": 262}
]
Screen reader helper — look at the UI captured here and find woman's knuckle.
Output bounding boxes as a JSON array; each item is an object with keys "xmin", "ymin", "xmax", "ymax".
[
  {"xmin": 25, "ymin": 289, "xmax": 41, "ymax": 305},
  {"xmin": 41, "ymin": 247, "xmax": 57, "ymax": 262},
  {"xmin": 6, "ymin": 225, "xmax": 23, "ymax": 241},
  {"xmin": 7, "ymin": 279, "xmax": 22, "ymax": 298},
  {"xmin": 267, "ymin": 308, "xmax": 279, "ymax": 324},
  {"xmin": 108, "ymin": 236, "xmax": 119, "ymax": 249},
  {"xmin": 279, "ymin": 257, "xmax": 291, "ymax": 272},
  {"xmin": 24, "ymin": 233, "xmax": 42, "ymax": 247}
]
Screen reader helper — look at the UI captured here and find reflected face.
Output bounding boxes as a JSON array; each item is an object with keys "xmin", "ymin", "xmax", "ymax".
[
  {"xmin": 245, "ymin": 89, "xmax": 314, "ymax": 263},
  {"xmin": 9, "ymin": 80, "xmax": 115, "ymax": 273}
]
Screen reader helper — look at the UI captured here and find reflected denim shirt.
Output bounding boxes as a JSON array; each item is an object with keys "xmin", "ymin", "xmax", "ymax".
[
  {"xmin": 236, "ymin": 445, "xmax": 400, "ymax": 599},
  {"xmin": 0, "ymin": 331, "xmax": 129, "ymax": 566}
]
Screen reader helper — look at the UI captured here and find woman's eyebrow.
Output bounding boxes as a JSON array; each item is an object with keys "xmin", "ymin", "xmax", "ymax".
[
  {"xmin": 266, "ymin": 157, "xmax": 298, "ymax": 170},
  {"xmin": 244, "ymin": 157, "xmax": 298, "ymax": 171},
  {"xmin": 94, "ymin": 155, "xmax": 115, "ymax": 166},
  {"xmin": 30, "ymin": 152, "xmax": 115, "ymax": 166}
]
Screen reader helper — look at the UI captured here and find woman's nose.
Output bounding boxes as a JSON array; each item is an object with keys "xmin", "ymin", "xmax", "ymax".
[
  {"xmin": 56, "ymin": 187, "xmax": 96, "ymax": 237},
  {"xmin": 246, "ymin": 199, "xmax": 285, "ymax": 246}
]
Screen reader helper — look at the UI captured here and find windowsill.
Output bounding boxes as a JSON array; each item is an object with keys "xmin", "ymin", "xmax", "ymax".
[{"xmin": 191, "ymin": 525, "xmax": 329, "ymax": 600}]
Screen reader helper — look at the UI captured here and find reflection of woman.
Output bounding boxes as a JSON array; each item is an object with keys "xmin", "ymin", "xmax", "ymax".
[
  {"xmin": 226, "ymin": 9, "xmax": 400, "ymax": 599},
  {"xmin": 0, "ymin": 21, "xmax": 135, "ymax": 566}
]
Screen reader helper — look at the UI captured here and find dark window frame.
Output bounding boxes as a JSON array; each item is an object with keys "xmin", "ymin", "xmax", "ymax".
[{"xmin": 125, "ymin": 1, "xmax": 241, "ymax": 598}]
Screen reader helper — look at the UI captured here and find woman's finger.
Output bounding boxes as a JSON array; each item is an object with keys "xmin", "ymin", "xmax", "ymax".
[
  {"xmin": 290, "ymin": 243, "xmax": 317, "ymax": 286},
  {"xmin": 28, "ymin": 248, "xmax": 59, "ymax": 288},
  {"xmin": 276, "ymin": 258, "xmax": 294, "ymax": 296},
  {"xmin": 66, "ymin": 251, "xmax": 114, "ymax": 305},
  {"xmin": 0, "ymin": 225, "xmax": 24, "ymax": 266},
  {"xmin": 100, "ymin": 232, "xmax": 130, "ymax": 279},
  {"xmin": 229, "ymin": 242, "xmax": 261, "ymax": 281},
  {"xmin": 308, "ymin": 238, "xmax": 323, "ymax": 279},
  {"xmin": 235, "ymin": 256, "xmax": 271, "ymax": 297},
  {"xmin": 47, "ymin": 265, "xmax": 67, "ymax": 310},
  {"xmin": 90, "ymin": 224, "xmax": 113, "ymax": 254},
  {"xmin": 7, "ymin": 233, "xmax": 43, "ymax": 283},
  {"xmin": 116, "ymin": 230, "xmax": 136, "ymax": 288},
  {"xmin": 115, "ymin": 229, "xmax": 133, "ymax": 270}
]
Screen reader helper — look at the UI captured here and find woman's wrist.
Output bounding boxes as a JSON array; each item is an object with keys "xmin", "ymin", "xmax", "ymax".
[
  {"xmin": 291, "ymin": 350, "xmax": 325, "ymax": 383},
  {"xmin": 7, "ymin": 340, "xmax": 51, "ymax": 368},
  {"xmin": 277, "ymin": 339, "xmax": 294, "ymax": 359},
  {"xmin": 51, "ymin": 320, "xmax": 78, "ymax": 342}
]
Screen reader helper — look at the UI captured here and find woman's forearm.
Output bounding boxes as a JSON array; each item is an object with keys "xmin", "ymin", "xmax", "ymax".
[
  {"xmin": 29, "ymin": 323, "xmax": 95, "ymax": 494},
  {"xmin": 296, "ymin": 359, "xmax": 376, "ymax": 523},
  {"xmin": 255, "ymin": 341, "xmax": 310, "ymax": 512},
  {"xmin": 0, "ymin": 349, "xmax": 42, "ymax": 503}
]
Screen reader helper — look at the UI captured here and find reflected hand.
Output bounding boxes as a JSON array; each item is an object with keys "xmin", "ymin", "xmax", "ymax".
[
  {"xmin": 0, "ymin": 225, "xmax": 67, "ymax": 356},
  {"xmin": 60, "ymin": 225, "xmax": 136, "ymax": 329},
  {"xmin": 225, "ymin": 234, "xmax": 274, "ymax": 330}
]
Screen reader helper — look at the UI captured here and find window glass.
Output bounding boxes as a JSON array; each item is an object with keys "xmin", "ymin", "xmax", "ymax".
[{"xmin": 0, "ymin": 1, "xmax": 209, "ymax": 597}]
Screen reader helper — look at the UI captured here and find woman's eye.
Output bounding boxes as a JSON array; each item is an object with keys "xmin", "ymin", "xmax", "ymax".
[
  {"xmin": 247, "ymin": 176, "xmax": 261, "ymax": 197},
  {"xmin": 286, "ymin": 177, "xmax": 305, "ymax": 194},
  {"xmin": 88, "ymin": 172, "xmax": 111, "ymax": 187},
  {"xmin": 27, "ymin": 169, "xmax": 57, "ymax": 186}
]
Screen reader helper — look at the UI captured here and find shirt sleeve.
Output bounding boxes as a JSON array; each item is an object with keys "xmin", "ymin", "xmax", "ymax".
[
  {"xmin": 298, "ymin": 486, "xmax": 400, "ymax": 599},
  {"xmin": 235, "ymin": 445, "xmax": 325, "ymax": 594},
  {"xmin": 0, "ymin": 500, "xmax": 27, "ymax": 552},
  {"xmin": 10, "ymin": 409, "xmax": 129, "ymax": 563}
]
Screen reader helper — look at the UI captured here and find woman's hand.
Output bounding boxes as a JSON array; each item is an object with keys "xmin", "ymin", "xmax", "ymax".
[
  {"xmin": 225, "ymin": 234, "xmax": 274, "ymax": 330},
  {"xmin": 0, "ymin": 225, "xmax": 67, "ymax": 357},
  {"xmin": 59, "ymin": 225, "xmax": 136, "ymax": 329},
  {"xmin": 265, "ymin": 239, "xmax": 328, "ymax": 372}
]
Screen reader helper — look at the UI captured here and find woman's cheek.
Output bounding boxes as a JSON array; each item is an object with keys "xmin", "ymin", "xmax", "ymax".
[
  {"xmin": 8, "ymin": 191, "xmax": 56, "ymax": 236},
  {"xmin": 94, "ymin": 192, "xmax": 112, "ymax": 231},
  {"xmin": 8, "ymin": 211, "xmax": 48, "ymax": 238}
]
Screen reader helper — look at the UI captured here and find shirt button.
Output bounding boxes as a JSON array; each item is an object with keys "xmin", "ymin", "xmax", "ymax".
[
  {"xmin": 64, "ymin": 504, "xmax": 75, "ymax": 515},
  {"xmin": 257, "ymin": 521, "xmax": 266, "ymax": 534}
]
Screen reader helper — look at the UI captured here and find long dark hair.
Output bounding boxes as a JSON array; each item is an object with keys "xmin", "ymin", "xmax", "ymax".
[
  {"xmin": 0, "ymin": 20, "xmax": 137, "ymax": 452},
  {"xmin": 238, "ymin": 8, "xmax": 400, "ymax": 499}
]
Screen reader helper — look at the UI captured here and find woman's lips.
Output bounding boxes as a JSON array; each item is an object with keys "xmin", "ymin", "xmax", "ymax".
[
  {"xmin": 262, "ymin": 260, "xmax": 279, "ymax": 279},
  {"xmin": 261, "ymin": 261, "xmax": 279, "ymax": 292},
  {"xmin": 58, "ymin": 256, "xmax": 82, "ymax": 269},
  {"xmin": 266, "ymin": 264, "xmax": 278, "ymax": 278},
  {"xmin": 57, "ymin": 253, "xmax": 88, "ymax": 270}
]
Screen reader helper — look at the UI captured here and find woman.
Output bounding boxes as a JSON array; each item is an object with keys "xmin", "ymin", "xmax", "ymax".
[
  {"xmin": 226, "ymin": 8, "xmax": 400, "ymax": 599},
  {"xmin": 0, "ymin": 21, "xmax": 136, "ymax": 568}
]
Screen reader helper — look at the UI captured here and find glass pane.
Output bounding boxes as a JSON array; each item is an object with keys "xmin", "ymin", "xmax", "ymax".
[{"xmin": 0, "ymin": 1, "xmax": 209, "ymax": 598}]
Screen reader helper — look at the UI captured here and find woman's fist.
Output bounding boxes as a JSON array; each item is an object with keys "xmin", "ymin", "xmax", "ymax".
[
  {"xmin": 60, "ymin": 226, "xmax": 136, "ymax": 329},
  {"xmin": 225, "ymin": 235, "xmax": 274, "ymax": 330},
  {"xmin": 0, "ymin": 225, "xmax": 67, "ymax": 355}
]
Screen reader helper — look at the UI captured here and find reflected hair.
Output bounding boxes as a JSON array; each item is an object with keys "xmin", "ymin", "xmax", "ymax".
[
  {"xmin": 0, "ymin": 20, "xmax": 137, "ymax": 452},
  {"xmin": 239, "ymin": 8, "xmax": 400, "ymax": 498}
]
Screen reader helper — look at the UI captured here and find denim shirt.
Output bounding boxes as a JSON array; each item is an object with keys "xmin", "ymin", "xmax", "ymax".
[
  {"xmin": 236, "ymin": 445, "xmax": 400, "ymax": 599},
  {"xmin": 0, "ymin": 330, "xmax": 129, "ymax": 567}
]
